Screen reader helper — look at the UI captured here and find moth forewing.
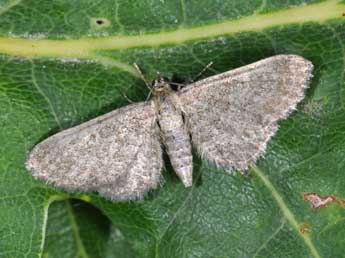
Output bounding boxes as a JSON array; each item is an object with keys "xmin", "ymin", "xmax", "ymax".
[
  {"xmin": 26, "ymin": 103, "xmax": 163, "ymax": 201},
  {"xmin": 179, "ymin": 54, "xmax": 313, "ymax": 171}
]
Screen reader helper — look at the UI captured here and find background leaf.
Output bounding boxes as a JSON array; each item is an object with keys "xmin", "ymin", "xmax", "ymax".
[{"xmin": 1, "ymin": 0, "xmax": 345, "ymax": 257}]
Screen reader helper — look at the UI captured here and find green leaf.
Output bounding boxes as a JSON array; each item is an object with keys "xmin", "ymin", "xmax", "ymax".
[{"xmin": 1, "ymin": 0, "xmax": 345, "ymax": 257}]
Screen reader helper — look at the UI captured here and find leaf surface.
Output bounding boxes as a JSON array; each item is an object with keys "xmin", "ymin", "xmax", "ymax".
[{"xmin": 0, "ymin": 1, "xmax": 345, "ymax": 257}]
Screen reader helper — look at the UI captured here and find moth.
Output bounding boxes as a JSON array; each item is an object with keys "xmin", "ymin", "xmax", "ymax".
[{"xmin": 26, "ymin": 55, "xmax": 313, "ymax": 201}]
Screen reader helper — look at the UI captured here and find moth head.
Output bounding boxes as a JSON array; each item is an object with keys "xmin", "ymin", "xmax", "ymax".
[{"xmin": 152, "ymin": 75, "xmax": 172, "ymax": 94}]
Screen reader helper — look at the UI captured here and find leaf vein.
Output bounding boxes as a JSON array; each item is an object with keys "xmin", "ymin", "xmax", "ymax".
[{"xmin": 252, "ymin": 166, "xmax": 322, "ymax": 258}]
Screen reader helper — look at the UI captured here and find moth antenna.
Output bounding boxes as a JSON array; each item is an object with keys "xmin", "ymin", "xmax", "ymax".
[
  {"xmin": 192, "ymin": 61, "xmax": 214, "ymax": 82},
  {"xmin": 133, "ymin": 62, "xmax": 154, "ymax": 100},
  {"xmin": 121, "ymin": 92, "xmax": 135, "ymax": 104},
  {"xmin": 133, "ymin": 63, "xmax": 151, "ymax": 90}
]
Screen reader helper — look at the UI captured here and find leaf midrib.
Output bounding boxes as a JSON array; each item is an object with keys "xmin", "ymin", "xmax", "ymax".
[{"xmin": 0, "ymin": 0, "xmax": 342, "ymax": 75}]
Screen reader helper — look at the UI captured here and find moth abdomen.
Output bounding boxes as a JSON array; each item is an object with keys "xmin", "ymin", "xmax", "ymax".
[
  {"xmin": 156, "ymin": 93, "xmax": 193, "ymax": 187},
  {"xmin": 163, "ymin": 127, "xmax": 193, "ymax": 187}
]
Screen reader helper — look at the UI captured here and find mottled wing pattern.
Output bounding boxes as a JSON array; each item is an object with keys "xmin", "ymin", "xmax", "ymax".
[
  {"xmin": 26, "ymin": 102, "xmax": 162, "ymax": 201},
  {"xmin": 179, "ymin": 55, "xmax": 313, "ymax": 171}
]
